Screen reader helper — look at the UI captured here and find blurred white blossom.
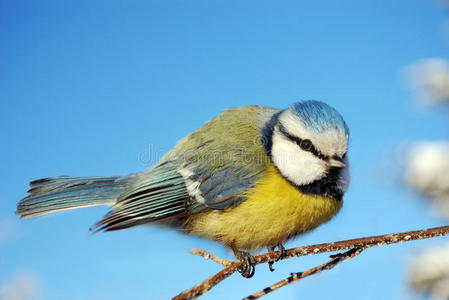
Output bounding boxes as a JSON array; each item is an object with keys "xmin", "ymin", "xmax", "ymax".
[
  {"xmin": 404, "ymin": 4, "xmax": 449, "ymax": 299},
  {"xmin": 404, "ymin": 142, "xmax": 449, "ymax": 299},
  {"xmin": 407, "ymin": 244, "xmax": 449, "ymax": 300},
  {"xmin": 404, "ymin": 141, "xmax": 449, "ymax": 218},
  {"xmin": 0, "ymin": 272, "xmax": 41, "ymax": 300},
  {"xmin": 407, "ymin": 58, "xmax": 449, "ymax": 105}
]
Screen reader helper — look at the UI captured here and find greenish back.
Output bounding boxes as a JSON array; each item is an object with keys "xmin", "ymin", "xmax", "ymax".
[
  {"xmin": 162, "ymin": 105, "xmax": 277, "ymax": 172},
  {"xmin": 161, "ymin": 105, "xmax": 279, "ymax": 210}
]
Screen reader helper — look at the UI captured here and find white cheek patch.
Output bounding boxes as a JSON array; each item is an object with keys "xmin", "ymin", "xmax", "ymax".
[
  {"xmin": 177, "ymin": 163, "xmax": 205, "ymax": 204},
  {"xmin": 271, "ymin": 131, "xmax": 327, "ymax": 186}
]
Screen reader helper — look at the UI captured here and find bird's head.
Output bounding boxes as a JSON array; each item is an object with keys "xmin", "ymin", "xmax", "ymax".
[{"xmin": 263, "ymin": 100, "xmax": 350, "ymax": 201}]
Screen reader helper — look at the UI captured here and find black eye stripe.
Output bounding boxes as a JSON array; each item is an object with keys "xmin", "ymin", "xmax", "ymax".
[
  {"xmin": 277, "ymin": 123, "xmax": 328, "ymax": 160},
  {"xmin": 278, "ymin": 123, "xmax": 301, "ymax": 145}
]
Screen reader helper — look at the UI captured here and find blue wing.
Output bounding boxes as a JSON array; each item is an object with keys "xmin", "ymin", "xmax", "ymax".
[
  {"xmin": 92, "ymin": 160, "xmax": 259, "ymax": 231},
  {"xmin": 188, "ymin": 165, "xmax": 257, "ymax": 209}
]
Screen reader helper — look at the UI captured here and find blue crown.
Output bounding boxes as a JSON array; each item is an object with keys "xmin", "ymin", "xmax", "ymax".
[{"xmin": 290, "ymin": 100, "xmax": 349, "ymax": 135}]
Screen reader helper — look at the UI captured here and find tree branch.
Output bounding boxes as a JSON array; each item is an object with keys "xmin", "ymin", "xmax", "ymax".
[
  {"xmin": 243, "ymin": 247, "xmax": 366, "ymax": 299},
  {"xmin": 172, "ymin": 225, "xmax": 449, "ymax": 300},
  {"xmin": 189, "ymin": 248, "xmax": 233, "ymax": 267}
]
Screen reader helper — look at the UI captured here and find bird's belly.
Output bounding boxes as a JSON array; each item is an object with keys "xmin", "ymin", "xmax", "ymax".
[{"xmin": 186, "ymin": 165, "xmax": 342, "ymax": 250}]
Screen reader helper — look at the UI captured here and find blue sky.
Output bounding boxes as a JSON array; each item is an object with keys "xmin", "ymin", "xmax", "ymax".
[{"xmin": 1, "ymin": 0, "xmax": 449, "ymax": 299}]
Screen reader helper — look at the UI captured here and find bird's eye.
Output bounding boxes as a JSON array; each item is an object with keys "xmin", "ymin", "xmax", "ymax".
[
  {"xmin": 300, "ymin": 139, "xmax": 312, "ymax": 151},
  {"xmin": 342, "ymin": 152, "xmax": 347, "ymax": 159}
]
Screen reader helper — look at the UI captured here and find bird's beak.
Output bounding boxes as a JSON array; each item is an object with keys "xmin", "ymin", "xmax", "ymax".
[{"xmin": 328, "ymin": 155, "xmax": 346, "ymax": 169}]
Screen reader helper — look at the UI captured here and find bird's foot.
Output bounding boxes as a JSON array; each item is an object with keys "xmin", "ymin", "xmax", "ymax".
[
  {"xmin": 268, "ymin": 243, "xmax": 286, "ymax": 272},
  {"xmin": 232, "ymin": 248, "xmax": 256, "ymax": 278}
]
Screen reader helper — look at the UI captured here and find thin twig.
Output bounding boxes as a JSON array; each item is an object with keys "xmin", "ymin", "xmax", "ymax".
[
  {"xmin": 190, "ymin": 248, "xmax": 233, "ymax": 267},
  {"xmin": 172, "ymin": 225, "xmax": 449, "ymax": 300},
  {"xmin": 243, "ymin": 247, "xmax": 366, "ymax": 299}
]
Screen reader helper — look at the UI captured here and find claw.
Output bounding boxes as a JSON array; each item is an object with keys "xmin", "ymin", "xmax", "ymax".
[
  {"xmin": 232, "ymin": 248, "xmax": 256, "ymax": 278},
  {"xmin": 278, "ymin": 243, "xmax": 286, "ymax": 259},
  {"xmin": 268, "ymin": 243, "xmax": 286, "ymax": 272}
]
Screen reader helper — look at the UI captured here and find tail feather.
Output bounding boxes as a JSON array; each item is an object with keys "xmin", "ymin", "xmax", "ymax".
[{"xmin": 17, "ymin": 175, "xmax": 133, "ymax": 218}]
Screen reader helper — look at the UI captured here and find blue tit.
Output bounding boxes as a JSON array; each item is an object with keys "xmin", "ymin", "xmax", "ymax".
[{"xmin": 17, "ymin": 100, "xmax": 349, "ymax": 278}]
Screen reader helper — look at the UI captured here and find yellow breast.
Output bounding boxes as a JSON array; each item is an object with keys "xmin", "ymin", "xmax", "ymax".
[{"xmin": 186, "ymin": 165, "xmax": 342, "ymax": 250}]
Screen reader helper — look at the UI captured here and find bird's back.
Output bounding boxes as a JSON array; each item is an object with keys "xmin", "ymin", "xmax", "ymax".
[{"xmin": 161, "ymin": 105, "xmax": 279, "ymax": 174}]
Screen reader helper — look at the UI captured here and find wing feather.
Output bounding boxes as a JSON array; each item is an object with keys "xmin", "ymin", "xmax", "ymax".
[{"xmin": 92, "ymin": 162, "xmax": 189, "ymax": 231}]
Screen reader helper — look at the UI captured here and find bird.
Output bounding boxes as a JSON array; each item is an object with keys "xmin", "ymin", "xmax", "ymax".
[{"xmin": 16, "ymin": 100, "xmax": 350, "ymax": 278}]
